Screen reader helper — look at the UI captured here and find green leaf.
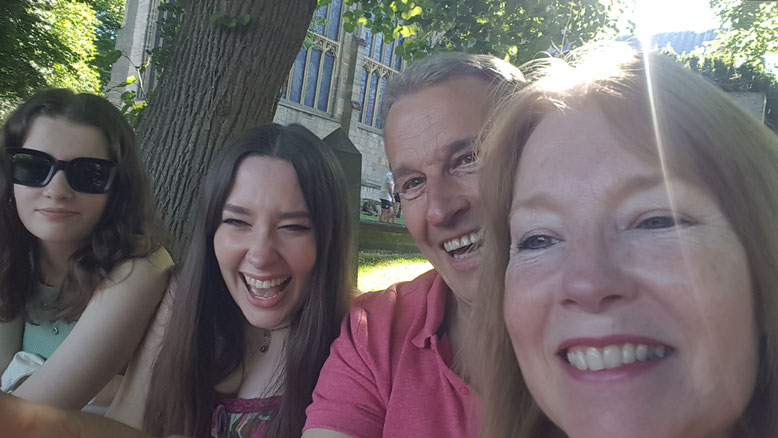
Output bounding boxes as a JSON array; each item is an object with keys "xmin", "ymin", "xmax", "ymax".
[
  {"xmin": 105, "ymin": 49, "xmax": 122, "ymax": 65},
  {"xmin": 344, "ymin": 21, "xmax": 355, "ymax": 33},
  {"xmin": 120, "ymin": 90, "xmax": 136, "ymax": 101},
  {"xmin": 210, "ymin": 12, "xmax": 225, "ymax": 27},
  {"xmin": 237, "ymin": 15, "xmax": 251, "ymax": 26}
]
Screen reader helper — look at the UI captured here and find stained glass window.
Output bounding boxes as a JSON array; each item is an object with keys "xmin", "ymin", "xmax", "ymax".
[
  {"xmin": 359, "ymin": 28, "xmax": 404, "ymax": 128},
  {"xmin": 280, "ymin": 0, "xmax": 342, "ymax": 113}
]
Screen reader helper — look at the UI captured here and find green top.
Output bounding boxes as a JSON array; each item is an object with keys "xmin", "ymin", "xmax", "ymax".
[{"xmin": 22, "ymin": 284, "xmax": 78, "ymax": 360}]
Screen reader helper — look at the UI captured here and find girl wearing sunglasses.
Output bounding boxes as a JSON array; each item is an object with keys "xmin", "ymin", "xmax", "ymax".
[{"xmin": 0, "ymin": 89, "xmax": 173, "ymax": 411}]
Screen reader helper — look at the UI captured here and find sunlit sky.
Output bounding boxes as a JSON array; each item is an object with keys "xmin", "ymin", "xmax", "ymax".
[
  {"xmin": 622, "ymin": 0, "xmax": 777, "ymax": 72},
  {"xmin": 624, "ymin": 0, "xmax": 721, "ymax": 35}
]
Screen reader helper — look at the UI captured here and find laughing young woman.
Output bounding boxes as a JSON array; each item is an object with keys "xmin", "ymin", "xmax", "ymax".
[
  {"xmin": 107, "ymin": 123, "xmax": 353, "ymax": 438},
  {"xmin": 0, "ymin": 89, "xmax": 172, "ymax": 411}
]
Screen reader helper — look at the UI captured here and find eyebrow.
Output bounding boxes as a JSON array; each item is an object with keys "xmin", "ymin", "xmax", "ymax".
[
  {"xmin": 512, "ymin": 174, "xmax": 665, "ymax": 214},
  {"xmin": 392, "ymin": 137, "xmax": 476, "ymax": 181},
  {"xmin": 223, "ymin": 203, "xmax": 311, "ymax": 220},
  {"xmin": 278, "ymin": 211, "xmax": 311, "ymax": 220},
  {"xmin": 223, "ymin": 203, "xmax": 250, "ymax": 215}
]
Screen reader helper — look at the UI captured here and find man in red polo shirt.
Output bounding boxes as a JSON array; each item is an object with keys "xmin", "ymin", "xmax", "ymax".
[{"xmin": 303, "ymin": 53, "xmax": 525, "ymax": 438}]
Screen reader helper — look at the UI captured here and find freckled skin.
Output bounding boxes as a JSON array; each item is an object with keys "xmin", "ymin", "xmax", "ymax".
[{"xmin": 505, "ymin": 105, "xmax": 758, "ymax": 438}]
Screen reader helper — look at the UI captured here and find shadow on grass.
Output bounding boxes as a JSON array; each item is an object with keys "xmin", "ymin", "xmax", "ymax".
[{"xmin": 359, "ymin": 213, "xmax": 406, "ymax": 226}]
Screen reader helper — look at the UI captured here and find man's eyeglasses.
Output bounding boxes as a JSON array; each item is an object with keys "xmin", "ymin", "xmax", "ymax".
[{"xmin": 5, "ymin": 148, "xmax": 117, "ymax": 194}]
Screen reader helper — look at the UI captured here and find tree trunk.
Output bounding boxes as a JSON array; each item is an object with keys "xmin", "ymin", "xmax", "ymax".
[{"xmin": 137, "ymin": 0, "xmax": 317, "ymax": 254}]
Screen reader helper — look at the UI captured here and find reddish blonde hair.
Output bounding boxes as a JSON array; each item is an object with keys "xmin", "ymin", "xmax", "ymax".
[{"xmin": 473, "ymin": 42, "xmax": 778, "ymax": 437}]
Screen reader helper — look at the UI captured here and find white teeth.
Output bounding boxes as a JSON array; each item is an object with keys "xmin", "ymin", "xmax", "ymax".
[
  {"xmin": 603, "ymin": 345, "xmax": 622, "ymax": 369},
  {"xmin": 442, "ymin": 231, "xmax": 481, "ymax": 253},
  {"xmin": 574, "ymin": 350, "xmax": 587, "ymax": 371},
  {"xmin": 586, "ymin": 348, "xmax": 605, "ymax": 371},
  {"xmin": 636, "ymin": 344, "xmax": 648, "ymax": 361},
  {"xmin": 622, "ymin": 343, "xmax": 636, "ymax": 364},
  {"xmin": 243, "ymin": 275, "xmax": 290, "ymax": 290},
  {"xmin": 565, "ymin": 342, "xmax": 672, "ymax": 371},
  {"xmin": 443, "ymin": 238, "xmax": 460, "ymax": 252},
  {"xmin": 452, "ymin": 249, "xmax": 480, "ymax": 260}
]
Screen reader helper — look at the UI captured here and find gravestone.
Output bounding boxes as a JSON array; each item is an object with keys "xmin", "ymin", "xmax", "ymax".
[
  {"xmin": 322, "ymin": 128, "xmax": 362, "ymax": 283},
  {"xmin": 727, "ymin": 92, "xmax": 767, "ymax": 123}
]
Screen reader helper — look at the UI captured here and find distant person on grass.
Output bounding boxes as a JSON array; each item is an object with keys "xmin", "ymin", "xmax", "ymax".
[
  {"xmin": 392, "ymin": 191, "xmax": 401, "ymax": 221},
  {"xmin": 378, "ymin": 170, "xmax": 395, "ymax": 223},
  {"xmin": 302, "ymin": 53, "xmax": 525, "ymax": 438}
]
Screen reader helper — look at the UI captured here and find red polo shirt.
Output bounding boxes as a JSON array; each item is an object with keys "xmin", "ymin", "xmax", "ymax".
[{"xmin": 304, "ymin": 270, "xmax": 481, "ymax": 437}]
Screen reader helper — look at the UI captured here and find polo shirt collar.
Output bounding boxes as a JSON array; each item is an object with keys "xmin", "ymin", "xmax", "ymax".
[{"xmin": 411, "ymin": 270, "xmax": 450, "ymax": 348}]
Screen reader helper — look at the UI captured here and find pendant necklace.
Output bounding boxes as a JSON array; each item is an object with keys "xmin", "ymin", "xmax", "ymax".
[{"xmin": 259, "ymin": 328, "xmax": 270, "ymax": 353}]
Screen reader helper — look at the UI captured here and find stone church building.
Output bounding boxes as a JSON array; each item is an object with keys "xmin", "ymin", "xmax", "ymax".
[{"xmin": 110, "ymin": 0, "xmax": 404, "ymax": 201}]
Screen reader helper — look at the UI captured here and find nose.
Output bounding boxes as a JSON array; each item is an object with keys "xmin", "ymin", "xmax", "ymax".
[
  {"xmin": 43, "ymin": 169, "xmax": 74, "ymax": 200},
  {"xmin": 560, "ymin": 234, "xmax": 636, "ymax": 313},
  {"xmin": 425, "ymin": 176, "xmax": 469, "ymax": 227},
  {"xmin": 245, "ymin": 232, "xmax": 279, "ymax": 269}
]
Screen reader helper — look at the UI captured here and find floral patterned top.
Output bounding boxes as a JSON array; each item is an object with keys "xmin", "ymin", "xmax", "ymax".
[{"xmin": 210, "ymin": 396, "xmax": 282, "ymax": 438}]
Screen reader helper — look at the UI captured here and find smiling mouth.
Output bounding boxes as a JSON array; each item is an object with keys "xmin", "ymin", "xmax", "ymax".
[
  {"xmin": 242, "ymin": 274, "xmax": 291, "ymax": 300},
  {"xmin": 561, "ymin": 343, "xmax": 675, "ymax": 371},
  {"xmin": 442, "ymin": 231, "xmax": 482, "ymax": 260}
]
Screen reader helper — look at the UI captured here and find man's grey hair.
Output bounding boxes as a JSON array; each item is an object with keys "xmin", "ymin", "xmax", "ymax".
[{"xmin": 380, "ymin": 52, "xmax": 525, "ymax": 122}]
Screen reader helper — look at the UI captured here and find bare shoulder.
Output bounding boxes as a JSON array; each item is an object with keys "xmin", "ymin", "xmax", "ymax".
[
  {"xmin": 13, "ymin": 249, "xmax": 174, "ymax": 409},
  {"xmin": 99, "ymin": 248, "xmax": 174, "ymax": 300}
]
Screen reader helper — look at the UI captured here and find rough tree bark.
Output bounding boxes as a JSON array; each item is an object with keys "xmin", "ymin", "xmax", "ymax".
[{"xmin": 136, "ymin": 0, "xmax": 317, "ymax": 253}]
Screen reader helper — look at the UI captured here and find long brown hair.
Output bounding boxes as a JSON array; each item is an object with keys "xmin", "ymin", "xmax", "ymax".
[
  {"xmin": 474, "ymin": 43, "xmax": 778, "ymax": 437},
  {"xmin": 0, "ymin": 88, "xmax": 161, "ymax": 323},
  {"xmin": 143, "ymin": 124, "xmax": 352, "ymax": 438}
]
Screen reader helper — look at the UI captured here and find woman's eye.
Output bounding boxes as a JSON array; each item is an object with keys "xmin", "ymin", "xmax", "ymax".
[
  {"xmin": 518, "ymin": 234, "xmax": 559, "ymax": 251},
  {"xmin": 223, "ymin": 218, "xmax": 248, "ymax": 227},
  {"xmin": 281, "ymin": 224, "xmax": 312, "ymax": 232},
  {"xmin": 636, "ymin": 215, "xmax": 693, "ymax": 230}
]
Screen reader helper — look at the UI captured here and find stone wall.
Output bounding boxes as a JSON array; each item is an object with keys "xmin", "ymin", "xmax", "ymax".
[
  {"xmin": 108, "ymin": 0, "xmax": 159, "ymax": 102},
  {"xmin": 273, "ymin": 102, "xmax": 341, "ymax": 139},
  {"xmin": 350, "ymin": 124, "xmax": 388, "ymax": 200},
  {"xmin": 727, "ymin": 92, "xmax": 767, "ymax": 123}
]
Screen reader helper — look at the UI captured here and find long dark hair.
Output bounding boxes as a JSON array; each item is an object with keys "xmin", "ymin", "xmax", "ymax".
[
  {"xmin": 0, "ymin": 88, "xmax": 161, "ymax": 322},
  {"xmin": 143, "ymin": 123, "xmax": 353, "ymax": 438}
]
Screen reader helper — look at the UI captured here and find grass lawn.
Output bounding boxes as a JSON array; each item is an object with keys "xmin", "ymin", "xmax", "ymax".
[
  {"xmin": 357, "ymin": 250, "xmax": 432, "ymax": 293},
  {"xmin": 359, "ymin": 213, "xmax": 406, "ymax": 227}
]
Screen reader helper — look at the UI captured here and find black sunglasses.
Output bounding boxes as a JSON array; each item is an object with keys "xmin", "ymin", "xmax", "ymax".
[{"xmin": 5, "ymin": 148, "xmax": 117, "ymax": 194}]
